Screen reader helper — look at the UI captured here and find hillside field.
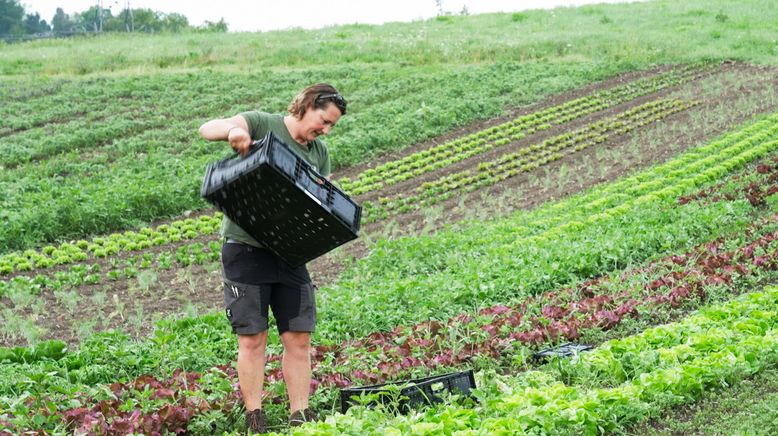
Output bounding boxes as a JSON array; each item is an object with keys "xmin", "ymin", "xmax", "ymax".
[{"xmin": 2, "ymin": 0, "xmax": 778, "ymax": 434}]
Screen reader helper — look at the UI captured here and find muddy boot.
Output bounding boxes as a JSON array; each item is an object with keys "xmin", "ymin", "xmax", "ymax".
[
  {"xmin": 245, "ymin": 408, "xmax": 267, "ymax": 434},
  {"xmin": 288, "ymin": 408, "xmax": 317, "ymax": 427}
]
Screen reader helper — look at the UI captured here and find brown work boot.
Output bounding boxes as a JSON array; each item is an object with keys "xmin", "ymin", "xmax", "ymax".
[
  {"xmin": 288, "ymin": 408, "xmax": 317, "ymax": 427},
  {"xmin": 245, "ymin": 408, "xmax": 267, "ymax": 434}
]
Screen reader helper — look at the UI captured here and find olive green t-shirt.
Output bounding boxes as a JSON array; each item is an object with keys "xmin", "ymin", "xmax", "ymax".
[{"xmin": 221, "ymin": 111, "xmax": 332, "ymax": 247}]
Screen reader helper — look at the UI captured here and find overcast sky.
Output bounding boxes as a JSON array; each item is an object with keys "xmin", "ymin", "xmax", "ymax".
[{"xmin": 21, "ymin": 1, "xmax": 639, "ymax": 32}]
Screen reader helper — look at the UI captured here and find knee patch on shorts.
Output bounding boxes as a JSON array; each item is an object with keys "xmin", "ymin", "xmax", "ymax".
[{"xmin": 278, "ymin": 283, "xmax": 317, "ymax": 333}]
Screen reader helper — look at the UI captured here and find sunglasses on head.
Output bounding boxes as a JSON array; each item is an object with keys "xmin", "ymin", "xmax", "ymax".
[{"xmin": 316, "ymin": 93, "xmax": 347, "ymax": 114}]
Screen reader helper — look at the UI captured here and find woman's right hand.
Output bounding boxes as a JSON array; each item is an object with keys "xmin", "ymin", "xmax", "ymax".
[
  {"xmin": 228, "ymin": 126, "xmax": 252, "ymax": 156},
  {"xmin": 199, "ymin": 114, "xmax": 252, "ymax": 155}
]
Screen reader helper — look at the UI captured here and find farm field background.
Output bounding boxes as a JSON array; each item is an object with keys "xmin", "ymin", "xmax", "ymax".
[{"xmin": 2, "ymin": 0, "xmax": 778, "ymax": 434}]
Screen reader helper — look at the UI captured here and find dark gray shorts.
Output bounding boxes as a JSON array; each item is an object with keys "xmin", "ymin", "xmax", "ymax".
[{"xmin": 221, "ymin": 242, "xmax": 317, "ymax": 335}]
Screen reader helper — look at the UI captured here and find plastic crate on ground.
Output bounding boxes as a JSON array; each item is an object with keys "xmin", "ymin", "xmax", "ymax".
[
  {"xmin": 201, "ymin": 132, "xmax": 361, "ymax": 267},
  {"xmin": 339, "ymin": 369, "xmax": 476, "ymax": 414}
]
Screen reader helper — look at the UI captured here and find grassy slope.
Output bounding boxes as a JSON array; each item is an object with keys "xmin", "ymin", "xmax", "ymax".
[{"xmin": 1, "ymin": 0, "xmax": 777, "ymax": 75}]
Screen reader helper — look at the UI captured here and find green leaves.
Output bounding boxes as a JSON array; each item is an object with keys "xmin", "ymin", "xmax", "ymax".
[{"xmin": 0, "ymin": 339, "xmax": 67, "ymax": 364}]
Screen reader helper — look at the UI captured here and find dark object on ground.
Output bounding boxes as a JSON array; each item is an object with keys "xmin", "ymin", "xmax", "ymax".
[
  {"xmin": 532, "ymin": 343, "xmax": 594, "ymax": 362},
  {"xmin": 340, "ymin": 369, "xmax": 476, "ymax": 414}
]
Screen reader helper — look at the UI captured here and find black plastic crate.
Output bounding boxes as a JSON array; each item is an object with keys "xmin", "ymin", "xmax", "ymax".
[
  {"xmin": 340, "ymin": 369, "xmax": 476, "ymax": 414},
  {"xmin": 201, "ymin": 132, "xmax": 361, "ymax": 267},
  {"xmin": 532, "ymin": 343, "xmax": 593, "ymax": 362}
]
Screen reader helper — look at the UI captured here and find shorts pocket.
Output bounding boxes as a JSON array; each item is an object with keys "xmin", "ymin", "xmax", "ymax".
[
  {"xmin": 223, "ymin": 279, "xmax": 267, "ymax": 334},
  {"xmin": 223, "ymin": 282, "xmax": 247, "ymax": 329}
]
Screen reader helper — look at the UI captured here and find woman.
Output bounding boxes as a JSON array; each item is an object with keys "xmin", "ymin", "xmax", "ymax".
[{"xmin": 199, "ymin": 83, "xmax": 347, "ymax": 433}]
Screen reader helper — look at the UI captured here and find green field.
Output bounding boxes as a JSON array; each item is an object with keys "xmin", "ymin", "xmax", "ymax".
[{"xmin": 2, "ymin": 0, "xmax": 778, "ymax": 434}]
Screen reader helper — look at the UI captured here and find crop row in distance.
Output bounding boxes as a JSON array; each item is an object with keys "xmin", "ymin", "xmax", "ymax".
[
  {"xmin": 364, "ymin": 98, "xmax": 698, "ymax": 220},
  {"xmin": 337, "ymin": 64, "xmax": 711, "ymax": 195}
]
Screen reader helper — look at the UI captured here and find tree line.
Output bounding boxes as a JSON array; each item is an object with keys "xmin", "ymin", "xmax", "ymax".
[{"xmin": 0, "ymin": 0, "xmax": 227, "ymax": 41}]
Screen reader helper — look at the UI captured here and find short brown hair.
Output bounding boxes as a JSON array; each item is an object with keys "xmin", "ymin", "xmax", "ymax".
[{"xmin": 287, "ymin": 83, "xmax": 347, "ymax": 118}]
